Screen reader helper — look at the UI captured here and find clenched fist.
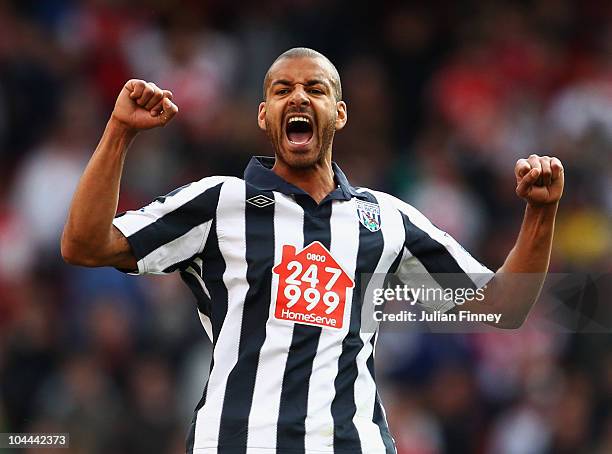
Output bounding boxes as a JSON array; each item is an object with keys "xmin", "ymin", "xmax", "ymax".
[
  {"xmin": 515, "ymin": 154, "xmax": 564, "ymax": 206},
  {"xmin": 111, "ymin": 79, "xmax": 178, "ymax": 131}
]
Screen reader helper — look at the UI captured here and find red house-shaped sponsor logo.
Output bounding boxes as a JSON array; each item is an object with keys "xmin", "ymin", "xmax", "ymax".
[{"xmin": 272, "ymin": 241, "xmax": 355, "ymax": 329}]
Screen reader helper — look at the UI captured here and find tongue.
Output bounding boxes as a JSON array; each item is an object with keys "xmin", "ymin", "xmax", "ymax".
[{"xmin": 288, "ymin": 131, "xmax": 312, "ymax": 144}]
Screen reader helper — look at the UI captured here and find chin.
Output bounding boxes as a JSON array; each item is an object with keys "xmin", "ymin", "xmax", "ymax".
[{"xmin": 278, "ymin": 148, "xmax": 323, "ymax": 169}]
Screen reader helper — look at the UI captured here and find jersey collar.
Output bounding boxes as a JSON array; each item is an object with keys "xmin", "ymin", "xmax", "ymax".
[{"xmin": 244, "ymin": 156, "xmax": 368, "ymax": 201}]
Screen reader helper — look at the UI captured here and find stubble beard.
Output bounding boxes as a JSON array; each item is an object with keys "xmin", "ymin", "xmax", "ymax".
[{"xmin": 266, "ymin": 116, "xmax": 336, "ymax": 170}]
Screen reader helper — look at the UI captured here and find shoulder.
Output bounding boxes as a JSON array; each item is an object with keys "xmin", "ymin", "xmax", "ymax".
[
  {"xmin": 144, "ymin": 176, "xmax": 239, "ymax": 212},
  {"xmin": 354, "ymin": 187, "xmax": 438, "ymax": 231},
  {"xmin": 191, "ymin": 175, "xmax": 239, "ymax": 191},
  {"xmin": 353, "ymin": 187, "xmax": 419, "ymax": 215},
  {"xmin": 180, "ymin": 175, "xmax": 245, "ymax": 199}
]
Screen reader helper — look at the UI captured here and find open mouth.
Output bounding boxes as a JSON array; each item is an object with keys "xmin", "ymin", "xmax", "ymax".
[{"xmin": 285, "ymin": 115, "xmax": 314, "ymax": 145}]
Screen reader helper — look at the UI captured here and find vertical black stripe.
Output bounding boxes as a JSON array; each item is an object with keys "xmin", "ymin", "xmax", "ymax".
[
  {"xmin": 217, "ymin": 186, "xmax": 276, "ymax": 453},
  {"xmin": 367, "ymin": 335, "xmax": 396, "ymax": 454},
  {"xmin": 200, "ymin": 218, "xmax": 228, "ymax": 347},
  {"xmin": 400, "ymin": 212, "xmax": 476, "ymax": 291},
  {"xmin": 186, "ymin": 216, "xmax": 227, "ymax": 454},
  {"xmin": 276, "ymin": 197, "xmax": 331, "ymax": 453},
  {"xmin": 186, "ymin": 379, "xmax": 209, "ymax": 454},
  {"xmin": 180, "ymin": 270, "xmax": 212, "ymax": 316},
  {"xmin": 388, "ymin": 246, "xmax": 404, "ymax": 275},
  {"xmin": 332, "ymin": 193, "xmax": 384, "ymax": 452}
]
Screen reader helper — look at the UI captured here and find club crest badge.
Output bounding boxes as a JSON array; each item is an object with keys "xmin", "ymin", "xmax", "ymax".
[{"xmin": 356, "ymin": 200, "xmax": 381, "ymax": 232}]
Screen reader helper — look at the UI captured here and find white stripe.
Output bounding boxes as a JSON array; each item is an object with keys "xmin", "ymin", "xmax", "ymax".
[
  {"xmin": 198, "ymin": 310, "xmax": 213, "ymax": 341},
  {"xmin": 193, "ymin": 257, "xmax": 205, "ymax": 277},
  {"xmin": 185, "ymin": 264, "xmax": 210, "ymax": 298},
  {"xmin": 352, "ymin": 190, "xmax": 404, "ymax": 452},
  {"xmin": 246, "ymin": 193, "xmax": 303, "ymax": 453},
  {"xmin": 138, "ymin": 220, "xmax": 213, "ymax": 274},
  {"xmin": 353, "ymin": 332, "xmax": 380, "ymax": 448},
  {"xmin": 303, "ymin": 199, "xmax": 360, "ymax": 452},
  {"xmin": 194, "ymin": 179, "xmax": 249, "ymax": 451},
  {"xmin": 113, "ymin": 176, "xmax": 227, "ymax": 237}
]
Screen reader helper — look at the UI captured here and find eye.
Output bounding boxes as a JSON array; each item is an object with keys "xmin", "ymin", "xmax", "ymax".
[
  {"xmin": 309, "ymin": 88, "xmax": 323, "ymax": 94},
  {"xmin": 276, "ymin": 88, "xmax": 289, "ymax": 95}
]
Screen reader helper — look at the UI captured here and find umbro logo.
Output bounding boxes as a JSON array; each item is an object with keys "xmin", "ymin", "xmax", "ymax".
[{"xmin": 246, "ymin": 194, "xmax": 275, "ymax": 208}]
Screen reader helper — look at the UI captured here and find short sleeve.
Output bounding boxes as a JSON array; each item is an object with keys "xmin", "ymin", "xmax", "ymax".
[
  {"xmin": 391, "ymin": 196, "xmax": 494, "ymax": 313},
  {"xmin": 113, "ymin": 176, "xmax": 226, "ymax": 275}
]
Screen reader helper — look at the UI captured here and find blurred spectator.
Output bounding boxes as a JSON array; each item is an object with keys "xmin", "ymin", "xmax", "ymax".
[
  {"xmin": 35, "ymin": 354, "xmax": 123, "ymax": 453},
  {"xmin": 9, "ymin": 84, "xmax": 97, "ymax": 257},
  {"xmin": 122, "ymin": 7, "xmax": 238, "ymax": 143},
  {"xmin": 116, "ymin": 356, "xmax": 180, "ymax": 454}
]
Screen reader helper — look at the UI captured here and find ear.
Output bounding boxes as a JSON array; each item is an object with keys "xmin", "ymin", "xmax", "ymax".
[
  {"xmin": 257, "ymin": 102, "xmax": 267, "ymax": 131},
  {"xmin": 335, "ymin": 101, "xmax": 347, "ymax": 131}
]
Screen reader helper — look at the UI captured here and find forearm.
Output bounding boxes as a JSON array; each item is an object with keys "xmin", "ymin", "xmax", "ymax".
[
  {"xmin": 500, "ymin": 202, "xmax": 558, "ymax": 273},
  {"xmin": 61, "ymin": 119, "xmax": 136, "ymax": 263},
  {"xmin": 463, "ymin": 202, "xmax": 558, "ymax": 328}
]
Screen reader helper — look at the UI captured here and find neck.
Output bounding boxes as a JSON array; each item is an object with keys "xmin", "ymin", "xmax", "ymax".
[{"xmin": 272, "ymin": 156, "xmax": 335, "ymax": 204}]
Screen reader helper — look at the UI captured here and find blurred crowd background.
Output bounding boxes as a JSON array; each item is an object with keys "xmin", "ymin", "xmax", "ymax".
[{"xmin": 0, "ymin": 0, "xmax": 611, "ymax": 453}]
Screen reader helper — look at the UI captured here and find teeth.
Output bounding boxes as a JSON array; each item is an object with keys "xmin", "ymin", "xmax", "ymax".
[{"xmin": 288, "ymin": 116, "xmax": 310, "ymax": 124}]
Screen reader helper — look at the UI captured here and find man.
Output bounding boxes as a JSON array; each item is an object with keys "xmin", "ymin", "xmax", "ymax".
[{"xmin": 62, "ymin": 48, "xmax": 564, "ymax": 453}]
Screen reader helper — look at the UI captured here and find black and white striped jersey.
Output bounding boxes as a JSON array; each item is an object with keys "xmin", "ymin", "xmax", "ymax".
[{"xmin": 113, "ymin": 156, "xmax": 492, "ymax": 454}]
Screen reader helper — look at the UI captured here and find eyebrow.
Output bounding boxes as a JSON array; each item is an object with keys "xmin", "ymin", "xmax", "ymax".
[{"xmin": 271, "ymin": 79, "xmax": 329, "ymax": 89}]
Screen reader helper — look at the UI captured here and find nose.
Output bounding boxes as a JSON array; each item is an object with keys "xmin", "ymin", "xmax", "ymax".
[{"xmin": 288, "ymin": 85, "xmax": 310, "ymax": 107}]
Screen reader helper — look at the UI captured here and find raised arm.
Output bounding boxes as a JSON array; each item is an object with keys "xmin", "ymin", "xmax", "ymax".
[
  {"xmin": 61, "ymin": 80, "xmax": 178, "ymax": 269},
  {"xmin": 458, "ymin": 154, "xmax": 565, "ymax": 328}
]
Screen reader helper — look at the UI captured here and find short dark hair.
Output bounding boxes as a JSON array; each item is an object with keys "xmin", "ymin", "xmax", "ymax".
[{"xmin": 263, "ymin": 47, "xmax": 342, "ymax": 102}]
